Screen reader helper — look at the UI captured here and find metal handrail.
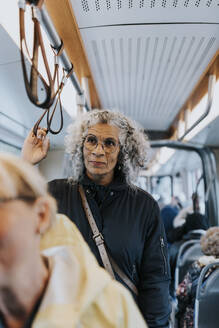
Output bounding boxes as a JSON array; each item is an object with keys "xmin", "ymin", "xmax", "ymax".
[
  {"xmin": 196, "ymin": 261, "xmax": 219, "ymax": 300},
  {"xmin": 194, "ymin": 261, "xmax": 219, "ymax": 328},
  {"xmin": 175, "ymin": 239, "xmax": 200, "ymax": 291},
  {"xmin": 178, "ymin": 73, "xmax": 216, "ymax": 141}
]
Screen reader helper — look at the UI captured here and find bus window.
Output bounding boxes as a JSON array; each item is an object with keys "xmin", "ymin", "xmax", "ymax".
[{"xmin": 137, "ymin": 146, "xmax": 206, "ymax": 215}]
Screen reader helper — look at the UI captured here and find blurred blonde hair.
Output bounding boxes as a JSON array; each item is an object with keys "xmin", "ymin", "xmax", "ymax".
[
  {"xmin": 200, "ymin": 227, "xmax": 219, "ymax": 257},
  {"xmin": 0, "ymin": 153, "xmax": 57, "ymax": 229}
]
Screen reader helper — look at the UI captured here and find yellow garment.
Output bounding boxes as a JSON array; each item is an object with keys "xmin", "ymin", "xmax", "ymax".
[{"xmin": 36, "ymin": 214, "xmax": 147, "ymax": 328}]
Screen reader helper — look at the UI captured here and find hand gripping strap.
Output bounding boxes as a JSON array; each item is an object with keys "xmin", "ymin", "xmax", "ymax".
[{"xmin": 79, "ymin": 185, "xmax": 138, "ymax": 295}]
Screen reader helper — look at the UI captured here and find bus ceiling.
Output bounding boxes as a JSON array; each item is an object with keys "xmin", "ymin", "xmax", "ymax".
[
  {"xmin": 42, "ymin": 0, "xmax": 219, "ymax": 141},
  {"xmin": 0, "ymin": 0, "xmax": 219, "ymax": 145}
]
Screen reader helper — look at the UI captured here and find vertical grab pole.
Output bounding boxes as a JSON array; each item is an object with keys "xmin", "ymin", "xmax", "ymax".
[{"xmin": 82, "ymin": 77, "xmax": 91, "ymax": 109}]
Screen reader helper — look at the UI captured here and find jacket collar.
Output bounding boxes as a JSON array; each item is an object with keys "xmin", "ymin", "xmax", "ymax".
[{"xmin": 79, "ymin": 172, "xmax": 128, "ymax": 192}]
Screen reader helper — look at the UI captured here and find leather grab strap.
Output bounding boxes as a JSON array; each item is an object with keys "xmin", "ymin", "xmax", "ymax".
[
  {"xmin": 79, "ymin": 185, "xmax": 138, "ymax": 295},
  {"xmin": 19, "ymin": 5, "xmax": 71, "ymax": 136},
  {"xmin": 20, "ymin": 7, "xmax": 54, "ymax": 109},
  {"xmin": 33, "ymin": 67, "xmax": 64, "ymax": 136},
  {"xmin": 79, "ymin": 185, "xmax": 115, "ymax": 279},
  {"xmin": 108, "ymin": 255, "xmax": 138, "ymax": 295}
]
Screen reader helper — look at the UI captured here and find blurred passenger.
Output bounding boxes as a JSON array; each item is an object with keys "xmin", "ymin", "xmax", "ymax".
[
  {"xmin": 167, "ymin": 212, "xmax": 208, "ymax": 295},
  {"xmin": 176, "ymin": 227, "xmax": 219, "ymax": 328},
  {"xmin": 0, "ymin": 153, "xmax": 147, "ymax": 328},
  {"xmin": 160, "ymin": 196, "xmax": 182, "ymax": 236},
  {"xmin": 173, "ymin": 192, "xmax": 200, "ymax": 228},
  {"xmin": 167, "ymin": 191, "xmax": 207, "ymax": 276},
  {"xmin": 167, "ymin": 212, "xmax": 208, "ymax": 244},
  {"xmin": 22, "ymin": 109, "xmax": 171, "ymax": 327}
]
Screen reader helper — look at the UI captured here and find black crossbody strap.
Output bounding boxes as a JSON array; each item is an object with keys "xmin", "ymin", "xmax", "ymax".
[{"xmin": 79, "ymin": 185, "xmax": 138, "ymax": 295}]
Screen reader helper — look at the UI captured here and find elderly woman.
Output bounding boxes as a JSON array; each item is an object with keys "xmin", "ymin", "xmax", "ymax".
[
  {"xmin": 22, "ymin": 109, "xmax": 171, "ymax": 327},
  {"xmin": 176, "ymin": 227, "xmax": 219, "ymax": 328},
  {"xmin": 0, "ymin": 153, "xmax": 147, "ymax": 328}
]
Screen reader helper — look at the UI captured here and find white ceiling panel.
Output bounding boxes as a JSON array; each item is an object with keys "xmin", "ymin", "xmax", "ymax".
[
  {"xmin": 0, "ymin": 25, "xmax": 20, "ymax": 64},
  {"xmin": 79, "ymin": 24, "xmax": 219, "ymax": 130},
  {"xmin": 71, "ymin": 0, "xmax": 219, "ymax": 28}
]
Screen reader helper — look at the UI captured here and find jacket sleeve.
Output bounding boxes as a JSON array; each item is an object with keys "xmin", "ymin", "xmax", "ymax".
[{"xmin": 138, "ymin": 201, "xmax": 171, "ymax": 328}]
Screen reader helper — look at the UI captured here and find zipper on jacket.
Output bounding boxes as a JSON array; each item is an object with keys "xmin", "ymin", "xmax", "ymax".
[
  {"xmin": 160, "ymin": 236, "xmax": 167, "ymax": 275},
  {"xmin": 132, "ymin": 264, "xmax": 137, "ymax": 280}
]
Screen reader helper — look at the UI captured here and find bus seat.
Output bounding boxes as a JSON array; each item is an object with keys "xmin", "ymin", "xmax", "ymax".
[
  {"xmin": 194, "ymin": 262, "xmax": 219, "ymax": 328},
  {"xmin": 175, "ymin": 239, "xmax": 204, "ymax": 291},
  {"xmin": 182, "ymin": 229, "xmax": 206, "ymax": 240}
]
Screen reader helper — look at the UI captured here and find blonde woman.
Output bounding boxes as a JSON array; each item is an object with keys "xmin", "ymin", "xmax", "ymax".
[{"xmin": 0, "ymin": 153, "xmax": 147, "ymax": 328}]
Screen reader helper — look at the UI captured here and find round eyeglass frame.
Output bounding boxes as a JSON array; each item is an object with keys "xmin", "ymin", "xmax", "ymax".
[{"xmin": 83, "ymin": 135, "xmax": 119, "ymax": 154}]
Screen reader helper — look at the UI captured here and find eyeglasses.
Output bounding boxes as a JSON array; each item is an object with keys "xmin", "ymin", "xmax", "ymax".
[
  {"xmin": 84, "ymin": 135, "xmax": 119, "ymax": 154},
  {"xmin": 0, "ymin": 196, "xmax": 36, "ymax": 204}
]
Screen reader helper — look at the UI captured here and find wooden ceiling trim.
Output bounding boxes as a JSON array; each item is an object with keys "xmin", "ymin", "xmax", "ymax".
[
  {"xmin": 44, "ymin": 0, "xmax": 101, "ymax": 109},
  {"xmin": 170, "ymin": 50, "xmax": 219, "ymax": 139}
]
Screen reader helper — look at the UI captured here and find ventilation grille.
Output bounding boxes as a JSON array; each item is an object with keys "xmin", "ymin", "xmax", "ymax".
[
  {"xmin": 80, "ymin": 0, "xmax": 218, "ymax": 12},
  {"xmin": 81, "ymin": 0, "xmax": 90, "ymax": 12},
  {"xmin": 95, "ymin": 0, "xmax": 101, "ymax": 11},
  {"xmin": 81, "ymin": 26, "xmax": 218, "ymax": 130}
]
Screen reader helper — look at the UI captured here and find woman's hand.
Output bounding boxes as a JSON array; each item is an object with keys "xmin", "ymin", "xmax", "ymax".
[{"xmin": 21, "ymin": 128, "xmax": 50, "ymax": 165}]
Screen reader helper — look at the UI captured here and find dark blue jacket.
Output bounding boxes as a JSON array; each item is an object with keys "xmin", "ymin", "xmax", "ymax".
[
  {"xmin": 49, "ymin": 175, "xmax": 171, "ymax": 327},
  {"xmin": 161, "ymin": 205, "xmax": 179, "ymax": 235}
]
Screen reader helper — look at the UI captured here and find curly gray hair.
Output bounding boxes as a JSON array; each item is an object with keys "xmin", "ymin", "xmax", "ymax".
[
  {"xmin": 65, "ymin": 109, "xmax": 150, "ymax": 186},
  {"xmin": 201, "ymin": 227, "xmax": 219, "ymax": 257}
]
